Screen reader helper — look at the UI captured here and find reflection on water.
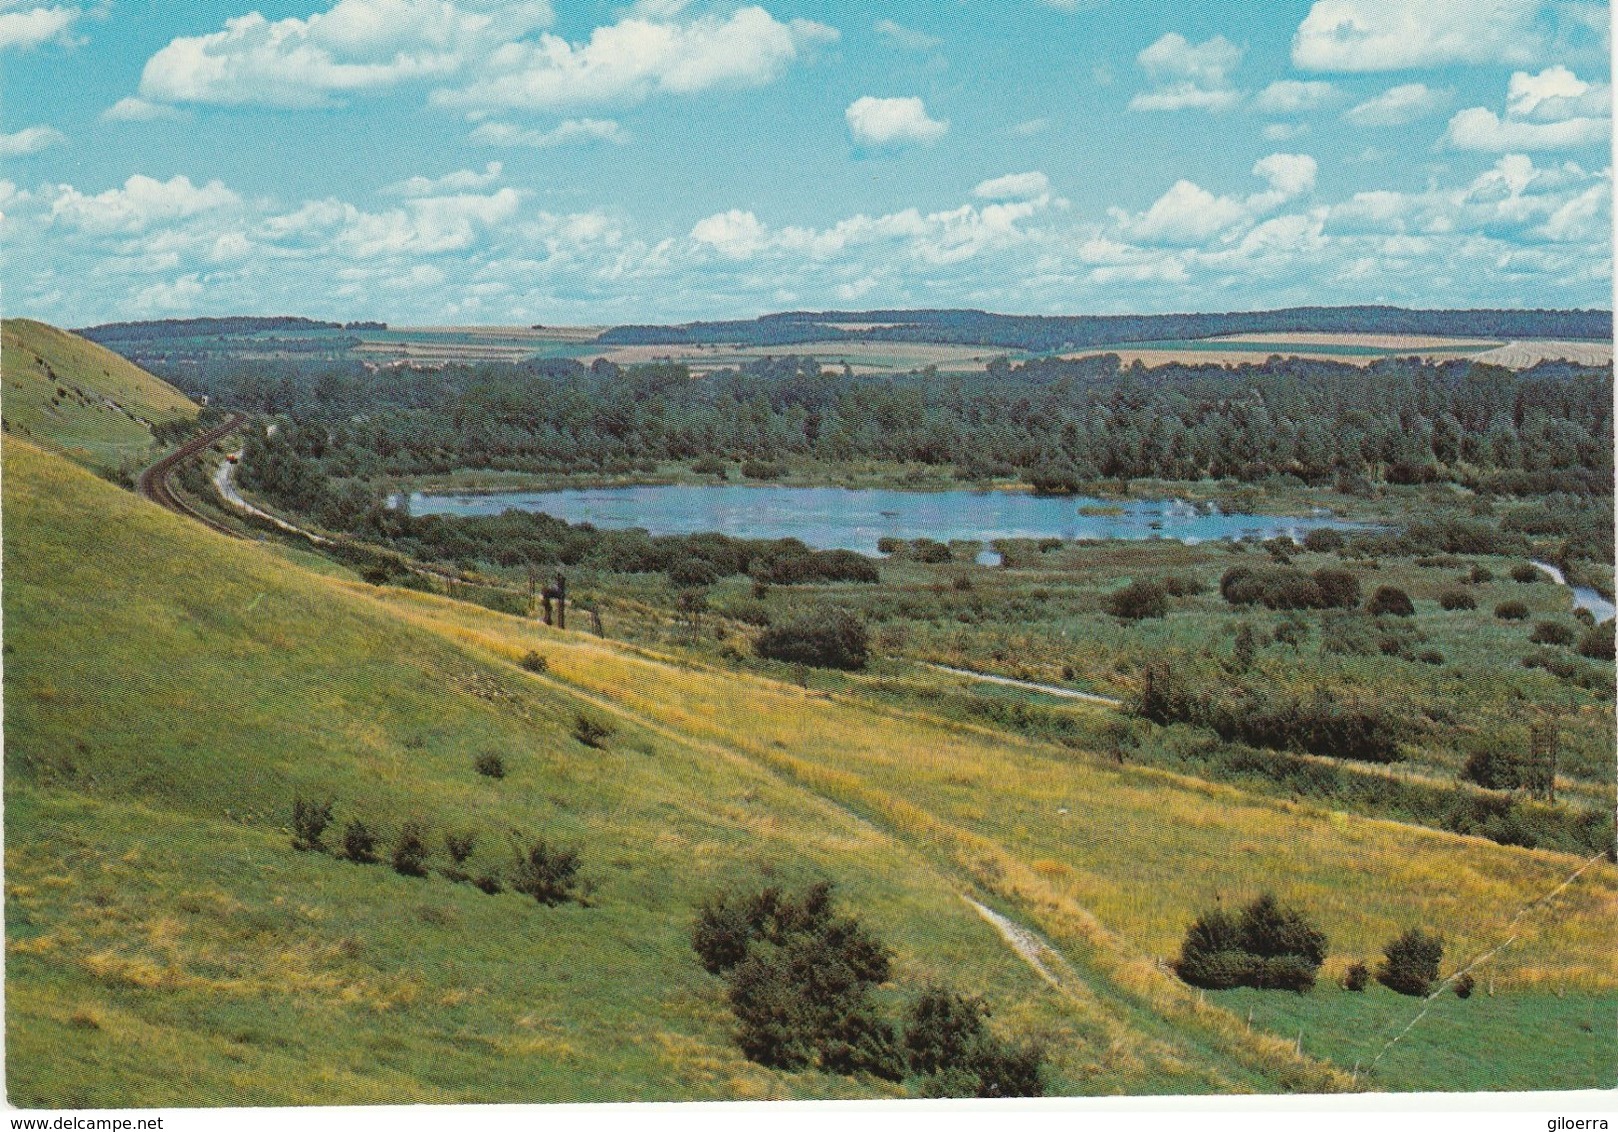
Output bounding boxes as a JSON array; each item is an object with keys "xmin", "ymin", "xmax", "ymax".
[{"xmin": 405, "ymin": 484, "xmax": 1367, "ymax": 556}]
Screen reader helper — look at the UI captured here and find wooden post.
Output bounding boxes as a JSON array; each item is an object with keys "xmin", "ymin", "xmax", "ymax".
[{"xmin": 554, "ymin": 573, "xmax": 566, "ymax": 631}]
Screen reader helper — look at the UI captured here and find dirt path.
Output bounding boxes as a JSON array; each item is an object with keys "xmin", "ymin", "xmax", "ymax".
[{"xmin": 919, "ymin": 662, "xmax": 1123, "ymax": 707}]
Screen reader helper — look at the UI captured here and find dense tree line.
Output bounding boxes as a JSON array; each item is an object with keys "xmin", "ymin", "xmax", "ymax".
[{"xmin": 195, "ymin": 352, "xmax": 1612, "ymax": 502}]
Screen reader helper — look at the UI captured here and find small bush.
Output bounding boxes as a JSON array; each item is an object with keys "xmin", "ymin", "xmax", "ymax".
[
  {"xmin": 1378, "ymin": 927, "xmax": 1443, "ymax": 997},
  {"xmin": 291, "ymin": 796, "xmax": 334, "ymax": 852},
  {"xmin": 510, "ymin": 838, "xmax": 582, "ymax": 906},
  {"xmin": 472, "ymin": 872, "xmax": 503, "ymax": 895},
  {"xmin": 392, "ymin": 821, "xmax": 431, "ymax": 878},
  {"xmin": 667, "ymin": 556, "xmax": 722, "ymax": 588},
  {"xmin": 1366, "ymin": 586, "xmax": 1415, "ymax": 617},
  {"xmin": 519, "ymin": 651, "xmax": 549, "ymax": 674},
  {"xmin": 1530, "ymin": 621, "xmax": 1575, "ymax": 647},
  {"xmin": 1175, "ymin": 893, "xmax": 1326, "ymax": 993},
  {"xmin": 755, "ymin": 608, "xmax": 870, "ymax": 670},
  {"xmin": 474, "ymin": 752, "xmax": 506, "ymax": 779},
  {"xmin": 911, "ymin": 538, "xmax": 953, "ymax": 564},
  {"xmin": 1577, "ymin": 620, "xmax": 1615, "ymax": 660},
  {"xmin": 1302, "ymin": 528, "xmax": 1344, "ymax": 553},
  {"xmin": 902, "ymin": 986, "xmax": 1046, "ymax": 1098},
  {"xmin": 1494, "ymin": 600, "xmax": 1530, "ymax": 621},
  {"xmin": 1454, "ymin": 972, "xmax": 1476, "ymax": 999},
  {"xmin": 741, "ymin": 460, "xmax": 784, "ymax": 480},
  {"xmin": 1510, "ymin": 563, "xmax": 1541, "ymax": 584},
  {"xmin": 1342, "ymin": 962, "xmax": 1369, "ymax": 992},
  {"xmin": 1439, "ymin": 589, "xmax": 1476, "ymax": 611},
  {"xmin": 444, "ymin": 830, "xmax": 476, "ymax": 867},
  {"xmin": 342, "ymin": 820, "xmax": 380, "ymax": 864},
  {"xmin": 1313, "ymin": 568, "xmax": 1361, "ymax": 609},
  {"xmin": 691, "ymin": 456, "xmax": 728, "ymax": 478},
  {"xmin": 573, "ymin": 712, "xmax": 615, "ymax": 749},
  {"xmin": 1107, "ymin": 579, "xmax": 1168, "ymax": 621},
  {"xmin": 1469, "ymin": 565, "xmax": 1494, "ymax": 583},
  {"xmin": 1220, "ymin": 566, "xmax": 1324, "ymax": 610},
  {"xmin": 1159, "ymin": 573, "xmax": 1206, "ymax": 597},
  {"xmin": 1416, "ymin": 648, "xmax": 1445, "ymax": 666}
]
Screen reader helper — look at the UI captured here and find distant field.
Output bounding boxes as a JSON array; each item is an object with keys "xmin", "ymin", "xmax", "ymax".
[{"xmin": 584, "ymin": 339, "xmax": 1025, "ymax": 375}]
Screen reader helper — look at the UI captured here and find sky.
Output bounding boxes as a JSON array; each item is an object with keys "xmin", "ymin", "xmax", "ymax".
[{"xmin": 0, "ymin": 0, "xmax": 1612, "ymax": 326}]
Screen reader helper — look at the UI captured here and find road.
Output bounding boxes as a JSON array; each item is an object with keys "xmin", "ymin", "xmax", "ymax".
[
  {"xmin": 136, "ymin": 412, "xmax": 247, "ymax": 537},
  {"xmin": 918, "ymin": 661, "xmax": 1124, "ymax": 707}
]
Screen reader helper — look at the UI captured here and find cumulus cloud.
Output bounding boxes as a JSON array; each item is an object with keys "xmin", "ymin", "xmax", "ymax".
[
  {"xmin": 972, "ymin": 172, "xmax": 1050, "ymax": 201},
  {"xmin": 136, "ymin": 0, "xmax": 557, "ymax": 109},
  {"xmin": 0, "ymin": 3, "xmax": 80, "ymax": 52},
  {"xmin": 469, "ymin": 118, "xmax": 627, "ymax": 148},
  {"xmin": 1114, "ymin": 153, "xmax": 1316, "ymax": 246},
  {"xmin": 1344, "ymin": 83, "xmax": 1449, "ymax": 126},
  {"xmin": 1253, "ymin": 80, "xmax": 1338, "ymax": 114},
  {"xmin": 1291, "ymin": 0, "xmax": 1551, "ymax": 71},
  {"xmin": 49, "ymin": 174, "xmax": 242, "ymax": 235},
  {"xmin": 1444, "ymin": 66, "xmax": 1610, "ymax": 150},
  {"xmin": 0, "ymin": 124, "xmax": 65, "ymax": 156},
  {"xmin": 845, "ymin": 95, "xmax": 948, "ymax": 147},
  {"xmin": 386, "ymin": 162, "xmax": 503, "ymax": 197},
  {"xmin": 102, "ymin": 96, "xmax": 187, "ymax": 122},
  {"xmin": 1129, "ymin": 33, "xmax": 1243, "ymax": 112},
  {"xmin": 431, "ymin": 7, "xmax": 835, "ymax": 115}
]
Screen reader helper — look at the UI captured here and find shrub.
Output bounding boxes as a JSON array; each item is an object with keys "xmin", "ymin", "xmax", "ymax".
[
  {"xmin": 1175, "ymin": 893, "xmax": 1327, "ymax": 993},
  {"xmin": 1230, "ymin": 623, "xmax": 1258, "ymax": 673},
  {"xmin": 1312, "ymin": 568, "xmax": 1361, "ymax": 610},
  {"xmin": 444, "ymin": 830, "xmax": 476, "ymax": 867},
  {"xmin": 1469, "ymin": 564, "xmax": 1493, "ymax": 583},
  {"xmin": 911, "ymin": 539, "xmax": 953, "ymax": 564},
  {"xmin": 751, "ymin": 546, "xmax": 879, "ymax": 585},
  {"xmin": 902, "ymin": 986, "xmax": 1046, "ymax": 1098},
  {"xmin": 741, "ymin": 460, "xmax": 784, "ymax": 480},
  {"xmin": 667, "ymin": 556, "xmax": 722, "ymax": 588},
  {"xmin": 1220, "ymin": 566, "xmax": 1325, "ymax": 610},
  {"xmin": 1416, "ymin": 649, "xmax": 1445, "ymax": 666},
  {"xmin": 1107, "ymin": 579, "xmax": 1168, "ymax": 621},
  {"xmin": 1366, "ymin": 586, "xmax": 1414, "ymax": 617},
  {"xmin": 1302, "ymin": 528, "xmax": 1344, "ymax": 553},
  {"xmin": 519, "ymin": 651, "xmax": 549, "ymax": 674},
  {"xmin": 573, "ymin": 712, "xmax": 614, "ymax": 748},
  {"xmin": 1439, "ymin": 589, "xmax": 1476, "ymax": 611},
  {"xmin": 1454, "ymin": 972, "xmax": 1476, "ymax": 999},
  {"xmin": 1530, "ymin": 621, "xmax": 1576, "ymax": 646},
  {"xmin": 474, "ymin": 752, "xmax": 506, "ymax": 779},
  {"xmin": 1159, "ymin": 573, "xmax": 1206, "ymax": 597},
  {"xmin": 1342, "ymin": 962, "xmax": 1369, "ymax": 992},
  {"xmin": 291, "ymin": 796, "xmax": 334, "ymax": 852},
  {"xmin": 692, "ymin": 456, "xmax": 728, "ymax": 478},
  {"xmin": 1578, "ymin": 620, "xmax": 1615, "ymax": 660},
  {"xmin": 472, "ymin": 872, "xmax": 503, "ymax": 895},
  {"xmin": 696, "ymin": 881, "xmax": 904, "ymax": 1081},
  {"xmin": 392, "ymin": 821, "xmax": 431, "ymax": 878},
  {"xmin": 1378, "ymin": 928, "xmax": 1443, "ymax": 997},
  {"xmin": 342, "ymin": 820, "xmax": 380, "ymax": 864},
  {"xmin": 1522, "ymin": 649, "xmax": 1577, "ymax": 679},
  {"xmin": 876, "ymin": 537, "xmax": 902, "ymax": 555},
  {"xmin": 1510, "ymin": 563, "xmax": 1541, "ymax": 584},
  {"xmin": 509, "ymin": 838, "xmax": 582, "ymax": 905},
  {"xmin": 1494, "ymin": 600, "xmax": 1530, "ymax": 621},
  {"xmin": 755, "ymin": 608, "xmax": 870, "ymax": 670}
]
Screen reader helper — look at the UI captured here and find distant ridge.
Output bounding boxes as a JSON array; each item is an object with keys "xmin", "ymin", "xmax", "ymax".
[
  {"xmin": 597, "ymin": 305, "xmax": 1614, "ymax": 352},
  {"xmin": 76, "ymin": 315, "xmax": 345, "ymax": 341}
]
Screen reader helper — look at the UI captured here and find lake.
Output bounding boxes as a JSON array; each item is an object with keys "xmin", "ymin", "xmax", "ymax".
[{"xmin": 402, "ymin": 484, "xmax": 1365, "ymax": 556}]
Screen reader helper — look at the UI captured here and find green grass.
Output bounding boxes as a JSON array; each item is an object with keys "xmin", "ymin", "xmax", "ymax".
[
  {"xmin": 5, "ymin": 438, "xmax": 1287, "ymax": 1106},
  {"xmin": 1211, "ymin": 985, "xmax": 1617, "ymax": 1092},
  {"xmin": 2, "ymin": 318, "xmax": 198, "ymax": 473}
]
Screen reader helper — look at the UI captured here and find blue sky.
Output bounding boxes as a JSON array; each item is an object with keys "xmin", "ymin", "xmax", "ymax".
[{"xmin": 0, "ymin": 0, "xmax": 1611, "ymax": 325}]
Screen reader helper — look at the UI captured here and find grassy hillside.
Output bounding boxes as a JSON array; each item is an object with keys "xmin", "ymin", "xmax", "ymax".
[
  {"xmin": 2, "ymin": 318, "xmax": 198, "ymax": 473},
  {"xmin": 5, "ymin": 433, "xmax": 1613, "ymax": 1104},
  {"xmin": 5, "ymin": 438, "xmax": 1320, "ymax": 1106}
]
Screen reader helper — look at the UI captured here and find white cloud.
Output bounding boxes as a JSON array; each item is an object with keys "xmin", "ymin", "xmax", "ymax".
[
  {"xmin": 689, "ymin": 208, "xmax": 770, "ymax": 260},
  {"xmin": 1444, "ymin": 66, "xmax": 1610, "ymax": 150},
  {"xmin": 1253, "ymin": 80, "xmax": 1338, "ymax": 114},
  {"xmin": 0, "ymin": 124, "xmax": 65, "ymax": 156},
  {"xmin": 845, "ymin": 95, "xmax": 947, "ymax": 147},
  {"xmin": 386, "ymin": 162, "xmax": 503, "ymax": 197},
  {"xmin": 1253, "ymin": 153, "xmax": 1318, "ymax": 198},
  {"xmin": 1264, "ymin": 122, "xmax": 1310, "ymax": 141},
  {"xmin": 1129, "ymin": 33, "xmax": 1243, "ymax": 112},
  {"xmin": 431, "ymin": 7, "xmax": 835, "ymax": 115},
  {"xmin": 0, "ymin": 3, "xmax": 80, "ymax": 52},
  {"xmin": 1012, "ymin": 117, "xmax": 1051, "ymax": 136},
  {"xmin": 873, "ymin": 18, "xmax": 940, "ymax": 52},
  {"xmin": 1445, "ymin": 107, "xmax": 1610, "ymax": 150},
  {"xmin": 1344, "ymin": 83, "xmax": 1449, "ymax": 126},
  {"xmin": 1121, "ymin": 181, "xmax": 1250, "ymax": 245},
  {"xmin": 135, "ymin": 0, "xmax": 557, "ymax": 109},
  {"xmin": 101, "ymin": 96, "xmax": 187, "ymax": 122},
  {"xmin": 1506, "ymin": 64, "xmax": 1610, "ymax": 121},
  {"xmin": 49, "ymin": 174, "xmax": 242, "ymax": 235},
  {"xmin": 972, "ymin": 172, "xmax": 1050, "ymax": 201},
  {"xmin": 1292, "ymin": 0, "xmax": 1545, "ymax": 71},
  {"xmin": 469, "ymin": 118, "xmax": 627, "ymax": 148}
]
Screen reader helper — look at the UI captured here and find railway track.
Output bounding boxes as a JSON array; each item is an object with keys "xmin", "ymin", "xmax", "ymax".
[{"xmin": 136, "ymin": 411, "xmax": 248, "ymax": 538}]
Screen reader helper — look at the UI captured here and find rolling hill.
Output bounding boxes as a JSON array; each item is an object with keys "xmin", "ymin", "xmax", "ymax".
[
  {"xmin": 3, "ymin": 325, "xmax": 1614, "ymax": 1105},
  {"xmin": 2, "ymin": 318, "xmax": 199, "ymax": 474}
]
